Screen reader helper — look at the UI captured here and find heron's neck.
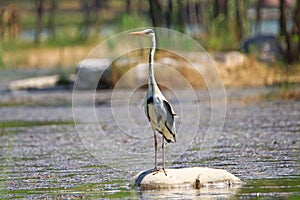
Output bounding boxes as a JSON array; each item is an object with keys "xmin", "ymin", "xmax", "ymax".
[{"xmin": 149, "ymin": 35, "xmax": 157, "ymax": 93}]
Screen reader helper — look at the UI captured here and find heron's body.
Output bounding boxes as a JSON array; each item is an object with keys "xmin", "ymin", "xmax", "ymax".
[
  {"xmin": 145, "ymin": 88, "xmax": 176, "ymax": 143},
  {"xmin": 130, "ymin": 29, "xmax": 176, "ymax": 175}
]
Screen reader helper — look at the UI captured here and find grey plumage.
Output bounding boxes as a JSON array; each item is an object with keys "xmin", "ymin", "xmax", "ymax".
[{"xmin": 145, "ymin": 91, "xmax": 176, "ymax": 143}]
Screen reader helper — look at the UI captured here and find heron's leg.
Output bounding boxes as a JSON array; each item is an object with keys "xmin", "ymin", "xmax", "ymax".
[
  {"xmin": 162, "ymin": 138, "xmax": 167, "ymax": 176},
  {"xmin": 153, "ymin": 131, "xmax": 158, "ymax": 170}
]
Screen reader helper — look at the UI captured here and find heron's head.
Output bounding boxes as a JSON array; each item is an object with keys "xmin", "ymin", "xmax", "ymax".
[{"xmin": 130, "ymin": 29, "xmax": 155, "ymax": 38}]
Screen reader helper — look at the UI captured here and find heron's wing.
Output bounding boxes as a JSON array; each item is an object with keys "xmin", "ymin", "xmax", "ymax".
[
  {"xmin": 163, "ymin": 99, "xmax": 176, "ymax": 116},
  {"xmin": 145, "ymin": 96, "xmax": 153, "ymax": 121},
  {"xmin": 162, "ymin": 99, "xmax": 176, "ymax": 135}
]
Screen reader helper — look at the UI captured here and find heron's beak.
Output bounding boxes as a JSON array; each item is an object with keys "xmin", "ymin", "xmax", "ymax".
[{"xmin": 130, "ymin": 31, "xmax": 146, "ymax": 36}]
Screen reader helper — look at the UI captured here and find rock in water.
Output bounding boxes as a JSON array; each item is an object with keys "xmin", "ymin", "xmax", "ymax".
[{"xmin": 134, "ymin": 167, "xmax": 243, "ymax": 190}]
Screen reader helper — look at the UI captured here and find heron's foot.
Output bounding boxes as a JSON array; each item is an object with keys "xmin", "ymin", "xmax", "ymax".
[
  {"xmin": 162, "ymin": 168, "xmax": 167, "ymax": 176},
  {"xmin": 151, "ymin": 167, "xmax": 160, "ymax": 175},
  {"xmin": 151, "ymin": 168, "xmax": 167, "ymax": 176}
]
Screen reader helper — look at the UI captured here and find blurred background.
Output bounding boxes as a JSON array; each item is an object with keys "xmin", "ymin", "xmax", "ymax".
[{"xmin": 0, "ymin": 0, "xmax": 299, "ymax": 68}]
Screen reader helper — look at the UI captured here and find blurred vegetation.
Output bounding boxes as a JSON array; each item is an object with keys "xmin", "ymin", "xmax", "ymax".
[
  {"xmin": 0, "ymin": 120, "xmax": 74, "ymax": 129},
  {"xmin": 0, "ymin": 0, "xmax": 299, "ymax": 70}
]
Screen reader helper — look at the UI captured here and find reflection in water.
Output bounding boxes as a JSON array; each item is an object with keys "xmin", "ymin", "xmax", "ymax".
[{"xmin": 139, "ymin": 186, "xmax": 241, "ymax": 199}]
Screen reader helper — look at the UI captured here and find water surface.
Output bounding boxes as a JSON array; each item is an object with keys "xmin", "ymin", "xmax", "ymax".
[{"xmin": 0, "ymin": 88, "xmax": 299, "ymax": 199}]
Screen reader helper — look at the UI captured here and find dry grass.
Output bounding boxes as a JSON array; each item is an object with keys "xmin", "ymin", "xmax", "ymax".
[
  {"xmin": 109, "ymin": 50, "xmax": 300, "ymax": 89},
  {"xmin": 3, "ymin": 45, "xmax": 95, "ymax": 68},
  {"xmin": 3, "ymin": 45, "xmax": 300, "ymax": 89}
]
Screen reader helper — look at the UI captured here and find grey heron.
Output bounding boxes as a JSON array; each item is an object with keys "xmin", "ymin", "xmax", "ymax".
[{"xmin": 130, "ymin": 29, "xmax": 176, "ymax": 176}]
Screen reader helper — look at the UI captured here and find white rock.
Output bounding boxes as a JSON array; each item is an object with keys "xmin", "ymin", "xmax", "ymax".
[
  {"xmin": 134, "ymin": 167, "xmax": 243, "ymax": 190},
  {"xmin": 9, "ymin": 75, "xmax": 59, "ymax": 91}
]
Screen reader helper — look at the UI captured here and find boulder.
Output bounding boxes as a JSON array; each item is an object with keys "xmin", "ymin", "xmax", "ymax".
[
  {"xmin": 75, "ymin": 58, "xmax": 111, "ymax": 90},
  {"xmin": 134, "ymin": 167, "xmax": 243, "ymax": 190},
  {"xmin": 240, "ymin": 34, "xmax": 284, "ymax": 62}
]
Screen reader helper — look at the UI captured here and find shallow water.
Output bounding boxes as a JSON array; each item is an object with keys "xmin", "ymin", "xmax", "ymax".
[{"xmin": 0, "ymin": 88, "xmax": 299, "ymax": 199}]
